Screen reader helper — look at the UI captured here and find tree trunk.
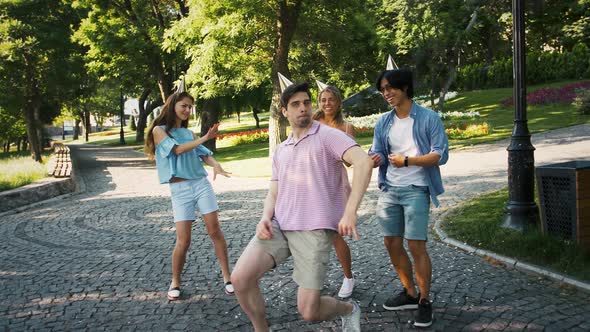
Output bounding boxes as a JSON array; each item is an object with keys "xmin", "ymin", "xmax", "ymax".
[
  {"xmin": 136, "ymin": 88, "xmax": 152, "ymax": 143},
  {"xmin": 200, "ymin": 97, "xmax": 220, "ymax": 152},
  {"xmin": 438, "ymin": 7, "xmax": 479, "ymax": 112},
  {"xmin": 22, "ymin": 53, "xmax": 43, "ymax": 162},
  {"xmin": 253, "ymin": 105, "xmax": 261, "ymax": 129},
  {"xmin": 84, "ymin": 107, "xmax": 90, "ymax": 142},
  {"xmin": 23, "ymin": 106, "xmax": 42, "ymax": 162},
  {"xmin": 268, "ymin": 0, "xmax": 303, "ymax": 156},
  {"xmin": 151, "ymin": 55, "xmax": 173, "ymax": 103},
  {"xmin": 438, "ymin": 61, "xmax": 458, "ymax": 112},
  {"xmin": 73, "ymin": 118, "xmax": 81, "ymax": 140}
]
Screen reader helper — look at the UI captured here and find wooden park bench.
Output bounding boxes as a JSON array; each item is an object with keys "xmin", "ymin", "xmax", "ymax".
[{"xmin": 48, "ymin": 143, "xmax": 72, "ymax": 178}]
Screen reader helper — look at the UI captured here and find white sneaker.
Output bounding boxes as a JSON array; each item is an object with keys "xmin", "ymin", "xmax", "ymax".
[
  {"xmin": 338, "ymin": 277, "xmax": 355, "ymax": 298},
  {"xmin": 341, "ymin": 301, "xmax": 361, "ymax": 332}
]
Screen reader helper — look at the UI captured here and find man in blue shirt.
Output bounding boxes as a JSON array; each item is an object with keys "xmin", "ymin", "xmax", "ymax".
[{"xmin": 369, "ymin": 69, "xmax": 448, "ymax": 328}]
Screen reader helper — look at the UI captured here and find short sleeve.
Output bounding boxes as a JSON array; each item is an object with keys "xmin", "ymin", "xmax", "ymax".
[
  {"xmin": 195, "ymin": 145, "xmax": 213, "ymax": 156},
  {"xmin": 270, "ymin": 148, "xmax": 279, "ymax": 181},
  {"xmin": 156, "ymin": 136, "xmax": 178, "ymax": 159},
  {"xmin": 322, "ymin": 127, "xmax": 358, "ymax": 161}
]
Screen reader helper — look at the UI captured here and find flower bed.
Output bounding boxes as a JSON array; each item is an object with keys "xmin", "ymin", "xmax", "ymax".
[
  {"xmin": 217, "ymin": 129, "xmax": 269, "ymax": 146},
  {"xmin": 501, "ymin": 81, "xmax": 590, "ymax": 107},
  {"xmin": 445, "ymin": 122, "xmax": 490, "ymax": 139}
]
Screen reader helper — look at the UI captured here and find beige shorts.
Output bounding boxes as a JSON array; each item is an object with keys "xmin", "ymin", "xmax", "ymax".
[{"xmin": 246, "ymin": 221, "xmax": 335, "ymax": 290}]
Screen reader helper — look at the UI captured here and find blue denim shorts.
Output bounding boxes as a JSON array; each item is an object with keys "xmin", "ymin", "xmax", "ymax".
[
  {"xmin": 169, "ymin": 177, "xmax": 219, "ymax": 222},
  {"xmin": 376, "ymin": 185, "xmax": 431, "ymax": 240}
]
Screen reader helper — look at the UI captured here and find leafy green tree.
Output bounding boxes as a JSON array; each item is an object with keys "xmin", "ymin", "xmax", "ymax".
[
  {"xmin": 0, "ymin": 107, "xmax": 26, "ymax": 152},
  {"xmin": 0, "ymin": 0, "xmax": 82, "ymax": 162},
  {"xmin": 166, "ymin": 0, "xmax": 380, "ymax": 154},
  {"xmin": 385, "ymin": 0, "xmax": 479, "ymax": 111},
  {"xmin": 72, "ymin": 0, "xmax": 188, "ymax": 143}
]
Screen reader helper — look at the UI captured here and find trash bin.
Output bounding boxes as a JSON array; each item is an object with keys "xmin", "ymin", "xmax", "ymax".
[{"xmin": 536, "ymin": 161, "xmax": 590, "ymax": 251}]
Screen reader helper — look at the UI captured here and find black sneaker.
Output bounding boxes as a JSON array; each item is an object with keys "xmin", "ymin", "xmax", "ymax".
[
  {"xmin": 414, "ymin": 298, "xmax": 433, "ymax": 327},
  {"xmin": 383, "ymin": 288, "xmax": 419, "ymax": 311}
]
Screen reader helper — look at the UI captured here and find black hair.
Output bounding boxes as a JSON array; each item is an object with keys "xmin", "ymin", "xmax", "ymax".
[
  {"xmin": 375, "ymin": 69, "xmax": 414, "ymax": 98},
  {"xmin": 280, "ymin": 82, "xmax": 312, "ymax": 108}
]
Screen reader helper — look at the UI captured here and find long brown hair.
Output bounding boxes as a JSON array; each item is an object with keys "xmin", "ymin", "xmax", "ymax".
[
  {"xmin": 313, "ymin": 85, "xmax": 344, "ymax": 126},
  {"xmin": 144, "ymin": 92, "xmax": 195, "ymax": 160}
]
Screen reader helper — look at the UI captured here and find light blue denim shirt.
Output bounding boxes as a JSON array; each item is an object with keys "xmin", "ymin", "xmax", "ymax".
[
  {"xmin": 369, "ymin": 102, "xmax": 449, "ymax": 207},
  {"xmin": 155, "ymin": 126, "xmax": 212, "ymax": 184}
]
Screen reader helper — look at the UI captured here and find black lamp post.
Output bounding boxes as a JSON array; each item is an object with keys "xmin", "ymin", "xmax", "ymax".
[
  {"xmin": 119, "ymin": 85, "xmax": 126, "ymax": 145},
  {"xmin": 502, "ymin": 0, "xmax": 539, "ymax": 231}
]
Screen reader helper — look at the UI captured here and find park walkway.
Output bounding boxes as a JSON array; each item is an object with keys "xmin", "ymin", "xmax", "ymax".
[{"xmin": 1, "ymin": 124, "xmax": 590, "ymax": 331}]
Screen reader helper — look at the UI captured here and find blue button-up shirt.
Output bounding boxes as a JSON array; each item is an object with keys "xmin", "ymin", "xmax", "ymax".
[
  {"xmin": 369, "ymin": 102, "xmax": 449, "ymax": 206},
  {"xmin": 155, "ymin": 126, "xmax": 213, "ymax": 184}
]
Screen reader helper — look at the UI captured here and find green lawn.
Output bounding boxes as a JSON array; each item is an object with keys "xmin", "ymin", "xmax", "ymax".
[
  {"xmin": 0, "ymin": 150, "xmax": 51, "ymax": 192},
  {"xmin": 441, "ymin": 188, "xmax": 590, "ymax": 282}
]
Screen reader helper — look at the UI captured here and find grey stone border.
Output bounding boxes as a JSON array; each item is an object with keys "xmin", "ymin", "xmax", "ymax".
[
  {"xmin": 433, "ymin": 201, "xmax": 590, "ymax": 292},
  {"xmin": 0, "ymin": 150, "xmax": 85, "ymax": 218}
]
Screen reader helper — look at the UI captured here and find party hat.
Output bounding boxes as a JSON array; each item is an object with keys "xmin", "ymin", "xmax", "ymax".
[
  {"xmin": 315, "ymin": 79, "xmax": 329, "ymax": 91},
  {"xmin": 386, "ymin": 54, "xmax": 399, "ymax": 70},
  {"xmin": 278, "ymin": 72, "xmax": 294, "ymax": 92}
]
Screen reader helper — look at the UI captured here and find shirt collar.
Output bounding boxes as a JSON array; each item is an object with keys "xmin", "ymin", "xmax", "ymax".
[
  {"xmin": 284, "ymin": 120, "xmax": 321, "ymax": 145},
  {"xmin": 391, "ymin": 101, "xmax": 418, "ymax": 119}
]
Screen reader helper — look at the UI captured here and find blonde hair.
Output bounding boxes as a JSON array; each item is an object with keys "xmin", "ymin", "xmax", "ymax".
[{"xmin": 313, "ymin": 85, "xmax": 344, "ymax": 126}]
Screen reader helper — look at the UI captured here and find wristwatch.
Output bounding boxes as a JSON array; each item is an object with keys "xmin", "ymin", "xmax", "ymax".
[{"xmin": 404, "ymin": 156, "xmax": 409, "ymax": 167}]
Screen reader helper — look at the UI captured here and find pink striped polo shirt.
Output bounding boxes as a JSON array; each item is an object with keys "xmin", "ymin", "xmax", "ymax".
[{"xmin": 271, "ymin": 121, "xmax": 358, "ymax": 231}]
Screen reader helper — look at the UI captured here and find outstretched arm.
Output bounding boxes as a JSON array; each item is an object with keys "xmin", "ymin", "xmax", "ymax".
[
  {"xmin": 201, "ymin": 155, "xmax": 231, "ymax": 180},
  {"xmin": 153, "ymin": 123, "xmax": 219, "ymax": 155}
]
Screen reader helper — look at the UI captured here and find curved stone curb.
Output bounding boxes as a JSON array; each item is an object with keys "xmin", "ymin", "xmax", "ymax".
[
  {"xmin": 433, "ymin": 206, "xmax": 590, "ymax": 293},
  {"xmin": 0, "ymin": 149, "xmax": 85, "ymax": 218}
]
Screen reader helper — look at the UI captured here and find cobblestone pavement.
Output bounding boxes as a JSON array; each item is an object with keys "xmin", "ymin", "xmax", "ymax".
[{"xmin": 1, "ymin": 125, "xmax": 590, "ymax": 331}]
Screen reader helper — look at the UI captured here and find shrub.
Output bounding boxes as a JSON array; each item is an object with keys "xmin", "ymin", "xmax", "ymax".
[
  {"xmin": 501, "ymin": 81, "xmax": 590, "ymax": 106},
  {"xmin": 573, "ymin": 89, "xmax": 590, "ymax": 115},
  {"xmin": 217, "ymin": 129, "xmax": 269, "ymax": 146},
  {"xmin": 128, "ymin": 115, "xmax": 136, "ymax": 131},
  {"xmin": 445, "ymin": 122, "xmax": 490, "ymax": 139},
  {"xmin": 456, "ymin": 43, "xmax": 590, "ymax": 90},
  {"xmin": 354, "ymin": 127, "xmax": 374, "ymax": 137},
  {"xmin": 346, "ymin": 113, "xmax": 383, "ymax": 129}
]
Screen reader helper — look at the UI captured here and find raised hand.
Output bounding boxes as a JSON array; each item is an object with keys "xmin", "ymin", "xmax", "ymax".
[{"xmin": 204, "ymin": 123, "xmax": 220, "ymax": 141}]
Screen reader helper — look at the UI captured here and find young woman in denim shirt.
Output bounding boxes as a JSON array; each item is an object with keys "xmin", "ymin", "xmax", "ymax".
[{"xmin": 145, "ymin": 91, "xmax": 234, "ymax": 300}]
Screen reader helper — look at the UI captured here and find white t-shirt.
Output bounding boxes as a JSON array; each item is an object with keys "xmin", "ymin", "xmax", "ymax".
[{"xmin": 386, "ymin": 114, "xmax": 428, "ymax": 187}]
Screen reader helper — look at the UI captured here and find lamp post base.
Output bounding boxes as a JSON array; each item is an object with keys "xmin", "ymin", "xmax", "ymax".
[
  {"xmin": 119, "ymin": 129, "xmax": 126, "ymax": 145},
  {"xmin": 502, "ymin": 201, "xmax": 539, "ymax": 231}
]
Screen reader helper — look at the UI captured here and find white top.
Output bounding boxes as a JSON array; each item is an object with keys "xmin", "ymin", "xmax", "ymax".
[{"xmin": 386, "ymin": 114, "xmax": 428, "ymax": 187}]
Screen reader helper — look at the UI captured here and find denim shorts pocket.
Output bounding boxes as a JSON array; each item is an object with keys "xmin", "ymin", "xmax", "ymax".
[{"xmin": 411, "ymin": 185, "xmax": 429, "ymax": 194}]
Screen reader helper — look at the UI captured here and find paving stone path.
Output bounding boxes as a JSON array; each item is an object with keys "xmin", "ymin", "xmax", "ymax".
[{"xmin": 1, "ymin": 125, "xmax": 590, "ymax": 331}]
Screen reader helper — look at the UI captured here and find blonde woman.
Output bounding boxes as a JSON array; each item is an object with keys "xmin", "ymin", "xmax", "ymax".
[{"xmin": 313, "ymin": 85, "xmax": 356, "ymax": 298}]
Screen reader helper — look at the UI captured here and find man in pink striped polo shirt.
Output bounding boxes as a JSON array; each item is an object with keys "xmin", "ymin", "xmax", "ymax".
[{"xmin": 231, "ymin": 82, "xmax": 373, "ymax": 332}]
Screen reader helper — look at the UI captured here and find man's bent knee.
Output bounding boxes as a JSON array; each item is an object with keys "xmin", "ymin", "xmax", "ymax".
[{"xmin": 298, "ymin": 304, "xmax": 321, "ymax": 321}]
